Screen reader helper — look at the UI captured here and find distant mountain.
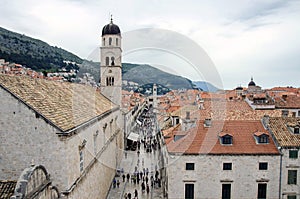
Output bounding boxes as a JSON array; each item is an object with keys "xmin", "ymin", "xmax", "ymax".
[
  {"xmin": 78, "ymin": 61, "xmax": 194, "ymax": 90},
  {"xmin": 0, "ymin": 27, "xmax": 82, "ymax": 72},
  {"xmin": 192, "ymin": 81, "xmax": 219, "ymax": 92},
  {"xmin": 122, "ymin": 64, "xmax": 193, "ymax": 90}
]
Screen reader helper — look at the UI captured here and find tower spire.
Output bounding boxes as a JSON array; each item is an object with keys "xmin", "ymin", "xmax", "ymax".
[{"xmin": 110, "ymin": 14, "xmax": 113, "ymax": 23}]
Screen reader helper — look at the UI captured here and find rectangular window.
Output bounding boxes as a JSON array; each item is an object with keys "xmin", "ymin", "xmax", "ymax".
[
  {"xmin": 185, "ymin": 183, "xmax": 194, "ymax": 199},
  {"xmin": 289, "ymin": 150, "xmax": 298, "ymax": 159},
  {"xmin": 259, "ymin": 162, "xmax": 268, "ymax": 170},
  {"xmin": 222, "ymin": 184, "xmax": 231, "ymax": 199},
  {"xmin": 79, "ymin": 150, "xmax": 84, "ymax": 172},
  {"xmin": 282, "ymin": 110, "xmax": 289, "ymax": 117},
  {"xmin": 259, "ymin": 135, "xmax": 269, "ymax": 143},
  {"xmin": 222, "ymin": 136, "xmax": 232, "ymax": 144},
  {"xmin": 288, "ymin": 170, "xmax": 297, "ymax": 185},
  {"xmin": 294, "ymin": 127, "xmax": 299, "ymax": 134},
  {"xmin": 186, "ymin": 163, "xmax": 195, "ymax": 170},
  {"xmin": 223, "ymin": 163, "xmax": 232, "ymax": 170},
  {"xmin": 287, "ymin": 195, "xmax": 296, "ymax": 199},
  {"xmin": 257, "ymin": 183, "xmax": 267, "ymax": 199}
]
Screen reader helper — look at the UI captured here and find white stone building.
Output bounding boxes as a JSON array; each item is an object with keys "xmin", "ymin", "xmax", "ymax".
[
  {"xmin": 164, "ymin": 120, "xmax": 281, "ymax": 199},
  {"xmin": 0, "ymin": 19, "xmax": 125, "ymax": 199},
  {"xmin": 266, "ymin": 117, "xmax": 300, "ymax": 199}
]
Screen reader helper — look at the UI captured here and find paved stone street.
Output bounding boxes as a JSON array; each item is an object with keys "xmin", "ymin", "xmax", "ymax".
[{"xmin": 107, "ymin": 109, "xmax": 165, "ymax": 199}]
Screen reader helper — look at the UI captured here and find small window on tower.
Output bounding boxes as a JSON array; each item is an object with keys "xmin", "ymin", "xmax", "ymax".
[
  {"xmin": 116, "ymin": 38, "xmax": 118, "ymax": 46},
  {"xmin": 109, "ymin": 37, "xmax": 112, "ymax": 45},
  {"xmin": 103, "ymin": 38, "xmax": 105, "ymax": 46},
  {"xmin": 111, "ymin": 77, "xmax": 114, "ymax": 86},
  {"xmin": 106, "ymin": 57, "xmax": 109, "ymax": 66},
  {"xmin": 106, "ymin": 77, "xmax": 114, "ymax": 86},
  {"xmin": 111, "ymin": 57, "xmax": 115, "ymax": 66}
]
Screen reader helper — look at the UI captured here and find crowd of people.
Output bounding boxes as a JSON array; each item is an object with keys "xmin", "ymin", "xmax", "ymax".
[{"xmin": 111, "ymin": 106, "xmax": 163, "ymax": 199}]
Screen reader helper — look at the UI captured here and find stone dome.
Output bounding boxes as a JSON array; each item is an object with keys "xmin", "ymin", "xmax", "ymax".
[
  {"xmin": 102, "ymin": 19, "xmax": 121, "ymax": 36},
  {"xmin": 248, "ymin": 77, "xmax": 256, "ymax": 87}
]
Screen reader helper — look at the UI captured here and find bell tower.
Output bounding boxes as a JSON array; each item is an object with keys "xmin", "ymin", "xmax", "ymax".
[{"xmin": 100, "ymin": 17, "xmax": 122, "ymax": 107}]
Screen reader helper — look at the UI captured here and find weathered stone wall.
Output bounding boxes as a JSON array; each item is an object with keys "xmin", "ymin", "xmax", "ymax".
[
  {"xmin": 167, "ymin": 154, "xmax": 280, "ymax": 199},
  {"xmin": 0, "ymin": 88, "xmax": 68, "ymax": 189},
  {"xmin": 0, "ymin": 88, "xmax": 124, "ymax": 199},
  {"xmin": 281, "ymin": 148, "xmax": 300, "ymax": 197},
  {"xmin": 62, "ymin": 109, "xmax": 124, "ymax": 198}
]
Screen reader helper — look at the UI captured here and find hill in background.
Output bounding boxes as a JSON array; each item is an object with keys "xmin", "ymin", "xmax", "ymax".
[
  {"xmin": 192, "ymin": 81, "xmax": 219, "ymax": 92},
  {"xmin": 0, "ymin": 27, "xmax": 82, "ymax": 72},
  {"xmin": 0, "ymin": 26, "xmax": 216, "ymax": 92}
]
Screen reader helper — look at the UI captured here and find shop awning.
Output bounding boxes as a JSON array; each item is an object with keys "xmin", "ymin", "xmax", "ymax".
[
  {"xmin": 127, "ymin": 132, "xmax": 140, "ymax": 142},
  {"xmin": 136, "ymin": 119, "xmax": 142, "ymax": 125}
]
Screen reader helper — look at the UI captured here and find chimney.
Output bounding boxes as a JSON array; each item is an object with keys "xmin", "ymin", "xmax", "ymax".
[
  {"xmin": 186, "ymin": 111, "xmax": 190, "ymax": 120},
  {"xmin": 282, "ymin": 95, "xmax": 287, "ymax": 101},
  {"xmin": 204, "ymin": 118, "xmax": 212, "ymax": 127},
  {"xmin": 262, "ymin": 115, "xmax": 269, "ymax": 129}
]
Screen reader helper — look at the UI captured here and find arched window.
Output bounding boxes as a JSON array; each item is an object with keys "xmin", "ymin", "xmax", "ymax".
[
  {"xmin": 106, "ymin": 77, "xmax": 109, "ymax": 86},
  {"xmin": 106, "ymin": 57, "xmax": 109, "ymax": 66},
  {"xmin": 109, "ymin": 37, "xmax": 112, "ymax": 45},
  {"xmin": 116, "ymin": 38, "xmax": 118, "ymax": 46},
  {"xmin": 103, "ymin": 38, "xmax": 105, "ymax": 46},
  {"xmin": 111, "ymin": 77, "xmax": 114, "ymax": 85},
  {"xmin": 106, "ymin": 76, "xmax": 114, "ymax": 86},
  {"xmin": 111, "ymin": 57, "xmax": 115, "ymax": 65}
]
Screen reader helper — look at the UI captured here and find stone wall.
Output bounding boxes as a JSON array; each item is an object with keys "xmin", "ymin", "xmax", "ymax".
[
  {"xmin": 0, "ymin": 87, "xmax": 124, "ymax": 199},
  {"xmin": 281, "ymin": 148, "xmax": 300, "ymax": 198},
  {"xmin": 0, "ymin": 88, "xmax": 68, "ymax": 189},
  {"xmin": 167, "ymin": 154, "xmax": 281, "ymax": 199}
]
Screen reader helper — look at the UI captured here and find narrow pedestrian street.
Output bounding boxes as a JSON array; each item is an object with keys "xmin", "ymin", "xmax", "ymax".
[{"xmin": 106, "ymin": 107, "xmax": 165, "ymax": 199}]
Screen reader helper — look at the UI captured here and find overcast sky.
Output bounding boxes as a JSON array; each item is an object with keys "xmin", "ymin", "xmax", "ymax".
[{"xmin": 0, "ymin": 0, "xmax": 300, "ymax": 89}]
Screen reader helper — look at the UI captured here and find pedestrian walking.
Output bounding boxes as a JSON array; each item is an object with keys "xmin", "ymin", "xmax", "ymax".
[
  {"xmin": 141, "ymin": 182, "xmax": 145, "ymax": 193},
  {"xmin": 134, "ymin": 189, "xmax": 138, "ymax": 198},
  {"xmin": 146, "ymin": 184, "xmax": 150, "ymax": 194},
  {"xmin": 122, "ymin": 174, "xmax": 125, "ymax": 182},
  {"xmin": 124, "ymin": 192, "xmax": 127, "ymax": 199},
  {"xmin": 113, "ymin": 178, "xmax": 116, "ymax": 188},
  {"xmin": 127, "ymin": 173, "xmax": 130, "ymax": 182},
  {"xmin": 117, "ymin": 180, "xmax": 120, "ymax": 188},
  {"xmin": 128, "ymin": 192, "xmax": 131, "ymax": 199}
]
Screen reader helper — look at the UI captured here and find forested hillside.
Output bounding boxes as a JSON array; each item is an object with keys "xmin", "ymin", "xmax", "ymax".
[{"xmin": 0, "ymin": 27, "xmax": 82, "ymax": 72}]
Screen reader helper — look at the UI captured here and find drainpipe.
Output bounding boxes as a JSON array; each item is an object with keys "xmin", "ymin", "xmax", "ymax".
[{"xmin": 279, "ymin": 147, "xmax": 283, "ymax": 199}]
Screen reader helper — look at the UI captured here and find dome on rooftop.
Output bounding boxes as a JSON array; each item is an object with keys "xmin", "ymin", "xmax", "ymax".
[
  {"xmin": 248, "ymin": 77, "xmax": 256, "ymax": 87},
  {"xmin": 102, "ymin": 18, "xmax": 121, "ymax": 36}
]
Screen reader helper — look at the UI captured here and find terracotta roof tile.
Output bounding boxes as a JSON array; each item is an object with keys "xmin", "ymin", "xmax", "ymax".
[
  {"xmin": 0, "ymin": 180, "xmax": 17, "ymax": 199},
  {"xmin": 253, "ymin": 131, "xmax": 269, "ymax": 137},
  {"xmin": 269, "ymin": 117, "xmax": 300, "ymax": 147},
  {"xmin": 166, "ymin": 120, "xmax": 279, "ymax": 155},
  {"xmin": 0, "ymin": 74, "xmax": 116, "ymax": 132}
]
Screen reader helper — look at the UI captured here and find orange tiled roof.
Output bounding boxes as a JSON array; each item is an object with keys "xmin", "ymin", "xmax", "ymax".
[
  {"xmin": 268, "ymin": 117, "xmax": 300, "ymax": 147},
  {"xmin": 253, "ymin": 131, "xmax": 269, "ymax": 137},
  {"xmin": 166, "ymin": 120, "xmax": 279, "ymax": 155},
  {"xmin": 274, "ymin": 95, "xmax": 300, "ymax": 109},
  {"xmin": 0, "ymin": 74, "xmax": 116, "ymax": 132}
]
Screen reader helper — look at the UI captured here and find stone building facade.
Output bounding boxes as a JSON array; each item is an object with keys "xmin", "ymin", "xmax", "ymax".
[
  {"xmin": 0, "ymin": 74, "xmax": 123, "ymax": 199},
  {"xmin": 165, "ymin": 120, "xmax": 281, "ymax": 199},
  {"xmin": 266, "ymin": 117, "xmax": 300, "ymax": 199},
  {"xmin": 0, "ymin": 20, "xmax": 127, "ymax": 199}
]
